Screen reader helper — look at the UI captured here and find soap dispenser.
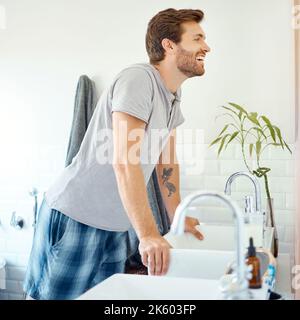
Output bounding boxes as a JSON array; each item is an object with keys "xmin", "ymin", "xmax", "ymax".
[{"xmin": 246, "ymin": 237, "xmax": 262, "ymax": 289}]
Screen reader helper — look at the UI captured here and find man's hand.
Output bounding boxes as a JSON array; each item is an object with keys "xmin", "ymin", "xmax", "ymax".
[
  {"xmin": 139, "ymin": 235, "xmax": 172, "ymax": 276},
  {"xmin": 184, "ymin": 217, "xmax": 204, "ymax": 240}
]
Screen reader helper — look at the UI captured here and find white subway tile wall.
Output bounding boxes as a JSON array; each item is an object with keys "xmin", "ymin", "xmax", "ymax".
[
  {"xmin": 0, "ymin": 143, "xmax": 296, "ymax": 299},
  {"xmin": 179, "ymin": 143, "xmax": 296, "ymax": 267}
]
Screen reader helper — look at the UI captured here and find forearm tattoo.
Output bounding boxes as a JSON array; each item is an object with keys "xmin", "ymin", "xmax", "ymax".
[{"xmin": 161, "ymin": 167, "xmax": 176, "ymax": 197}]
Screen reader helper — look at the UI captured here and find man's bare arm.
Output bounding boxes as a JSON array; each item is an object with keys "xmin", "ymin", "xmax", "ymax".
[
  {"xmin": 155, "ymin": 129, "xmax": 181, "ymax": 223},
  {"xmin": 156, "ymin": 129, "xmax": 204, "ymax": 240},
  {"xmin": 112, "ymin": 111, "xmax": 171, "ymax": 275}
]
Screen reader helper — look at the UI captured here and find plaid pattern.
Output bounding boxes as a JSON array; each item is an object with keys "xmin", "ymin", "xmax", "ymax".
[{"xmin": 23, "ymin": 199, "xmax": 128, "ymax": 300}]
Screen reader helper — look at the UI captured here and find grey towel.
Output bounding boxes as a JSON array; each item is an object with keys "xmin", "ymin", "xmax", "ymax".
[
  {"xmin": 65, "ymin": 75, "xmax": 97, "ymax": 166},
  {"xmin": 148, "ymin": 169, "xmax": 171, "ymax": 235}
]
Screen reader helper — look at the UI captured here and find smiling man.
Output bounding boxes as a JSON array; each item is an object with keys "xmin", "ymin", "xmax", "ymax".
[{"xmin": 23, "ymin": 8, "xmax": 210, "ymax": 300}]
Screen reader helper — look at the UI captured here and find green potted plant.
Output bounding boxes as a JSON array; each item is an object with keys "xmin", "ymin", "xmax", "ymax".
[{"xmin": 210, "ymin": 102, "xmax": 292, "ymax": 257}]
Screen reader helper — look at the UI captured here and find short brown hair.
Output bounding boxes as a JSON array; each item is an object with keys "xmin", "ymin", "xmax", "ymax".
[{"xmin": 145, "ymin": 8, "xmax": 204, "ymax": 65}]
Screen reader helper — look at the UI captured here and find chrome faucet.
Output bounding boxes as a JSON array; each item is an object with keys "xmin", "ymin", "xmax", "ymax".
[
  {"xmin": 224, "ymin": 171, "xmax": 262, "ymax": 215},
  {"xmin": 170, "ymin": 190, "xmax": 251, "ymax": 299}
]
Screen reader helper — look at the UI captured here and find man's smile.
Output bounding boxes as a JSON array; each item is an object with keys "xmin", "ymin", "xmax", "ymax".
[{"xmin": 196, "ymin": 55, "xmax": 205, "ymax": 63}]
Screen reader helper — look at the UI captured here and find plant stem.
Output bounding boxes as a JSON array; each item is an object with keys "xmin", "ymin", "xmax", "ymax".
[
  {"xmin": 263, "ymin": 173, "xmax": 275, "ymax": 227},
  {"xmin": 264, "ymin": 173, "xmax": 278, "ymax": 257},
  {"xmin": 240, "ymin": 116, "xmax": 252, "ymax": 174},
  {"xmin": 242, "ymin": 144, "xmax": 252, "ymax": 173},
  {"xmin": 263, "ymin": 173, "xmax": 271, "ymax": 200}
]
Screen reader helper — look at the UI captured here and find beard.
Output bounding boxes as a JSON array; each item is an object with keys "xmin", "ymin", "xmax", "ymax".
[{"xmin": 176, "ymin": 45, "xmax": 205, "ymax": 78}]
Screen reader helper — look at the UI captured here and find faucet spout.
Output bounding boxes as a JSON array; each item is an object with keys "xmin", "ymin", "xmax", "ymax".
[{"xmin": 224, "ymin": 171, "xmax": 262, "ymax": 214}]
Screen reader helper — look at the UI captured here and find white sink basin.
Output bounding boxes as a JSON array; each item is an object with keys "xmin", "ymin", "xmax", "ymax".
[
  {"xmin": 164, "ymin": 224, "xmax": 274, "ymax": 251},
  {"xmin": 163, "ymin": 249, "xmax": 235, "ymax": 280},
  {"xmin": 77, "ymin": 222, "xmax": 274, "ymax": 300},
  {"xmin": 77, "ymin": 248, "xmax": 271, "ymax": 300},
  {"xmin": 162, "ymin": 225, "xmax": 275, "ymax": 293},
  {"xmin": 77, "ymin": 273, "xmax": 223, "ymax": 300},
  {"xmin": 165, "ymin": 248, "xmax": 275, "ymax": 282},
  {"xmin": 77, "ymin": 272, "xmax": 269, "ymax": 300}
]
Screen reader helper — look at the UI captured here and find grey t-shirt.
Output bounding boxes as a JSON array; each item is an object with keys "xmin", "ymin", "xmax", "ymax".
[{"xmin": 45, "ymin": 63, "xmax": 185, "ymax": 231}]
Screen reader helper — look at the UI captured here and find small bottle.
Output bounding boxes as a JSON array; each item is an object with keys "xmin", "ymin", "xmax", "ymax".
[{"xmin": 246, "ymin": 237, "xmax": 262, "ymax": 289}]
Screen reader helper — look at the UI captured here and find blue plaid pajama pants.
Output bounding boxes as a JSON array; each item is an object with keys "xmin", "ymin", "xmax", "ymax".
[{"xmin": 23, "ymin": 199, "xmax": 128, "ymax": 300}]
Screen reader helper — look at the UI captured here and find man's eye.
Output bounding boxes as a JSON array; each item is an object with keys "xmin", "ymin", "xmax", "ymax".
[{"xmin": 194, "ymin": 38, "xmax": 200, "ymax": 41}]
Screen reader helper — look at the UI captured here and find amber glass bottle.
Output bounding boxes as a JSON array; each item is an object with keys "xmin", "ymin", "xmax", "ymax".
[{"xmin": 246, "ymin": 237, "xmax": 262, "ymax": 289}]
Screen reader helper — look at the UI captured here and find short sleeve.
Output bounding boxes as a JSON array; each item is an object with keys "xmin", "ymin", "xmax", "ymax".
[
  {"xmin": 172, "ymin": 105, "xmax": 185, "ymax": 129},
  {"xmin": 111, "ymin": 68, "xmax": 154, "ymax": 124}
]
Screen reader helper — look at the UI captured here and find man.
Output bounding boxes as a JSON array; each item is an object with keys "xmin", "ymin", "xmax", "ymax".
[{"xmin": 23, "ymin": 8, "xmax": 210, "ymax": 300}]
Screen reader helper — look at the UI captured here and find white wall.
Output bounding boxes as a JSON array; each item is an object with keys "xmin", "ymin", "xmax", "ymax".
[
  {"xmin": 181, "ymin": 0, "xmax": 296, "ymax": 143},
  {"xmin": 0, "ymin": 0, "xmax": 296, "ymax": 299}
]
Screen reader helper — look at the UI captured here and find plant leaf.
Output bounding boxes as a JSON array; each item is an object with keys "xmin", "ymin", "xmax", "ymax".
[
  {"xmin": 251, "ymin": 127, "xmax": 267, "ymax": 140},
  {"xmin": 221, "ymin": 106, "xmax": 239, "ymax": 117},
  {"xmin": 273, "ymin": 126, "xmax": 284, "ymax": 149},
  {"xmin": 256, "ymin": 141, "xmax": 261, "ymax": 155},
  {"xmin": 228, "ymin": 102, "xmax": 248, "ymax": 115},
  {"xmin": 271, "ymin": 143, "xmax": 282, "ymax": 147},
  {"xmin": 218, "ymin": 134, "xmax": 230, "ymax": 156},
  {"xmin": 247, "ymin": 112, "xmax": 261, "ymax": 127},
  {"xmin": 283, "ymin": 140, "xmax": 292, "ymax": 154},
  {"xmin": 215, "ymin": 114, "xmax": 240, "ymax": 130},
  {"xmin": 261, "ymin": 116, "xmax": 276, "ymax": 143},
  {"xmin": 225, "ymin": 131, "xmax": 239, "ymax": 149},
  {"xmin": 249, "ymin": 143, "xmax": 254, "ymax": 157},
  {"xmin": 209, "ymin": 136, "xmax": 223, "ymax": 147},
  {"xmin": 217, "ymin": 124, "xmax": 229, "ymax": 137}
]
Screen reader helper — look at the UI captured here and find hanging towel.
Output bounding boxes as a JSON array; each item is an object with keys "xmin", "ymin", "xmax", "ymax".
[
  {"xmin": 65, "ymin": 75, "xmax": 97, "ymax": 166},
  {"xmin": 149, "ymin": 168, "xmax": 171, "ymax": 235}
]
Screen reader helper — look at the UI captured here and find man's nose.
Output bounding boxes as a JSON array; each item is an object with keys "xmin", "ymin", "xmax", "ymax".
[{"xmin": 204, "ymin": 42, "xmax": 211, "ymax": 53}]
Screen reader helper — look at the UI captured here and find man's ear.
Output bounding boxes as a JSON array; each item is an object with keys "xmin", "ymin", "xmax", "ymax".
[{"xmin": 161, "ymin": 38, "xmax": 175, "ymax": 54}]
